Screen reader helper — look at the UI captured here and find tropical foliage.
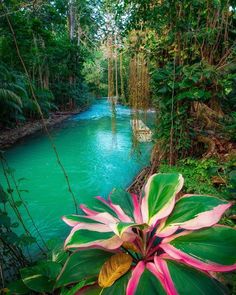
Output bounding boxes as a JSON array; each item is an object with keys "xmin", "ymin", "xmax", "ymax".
[
  {"xmin": 1, "ymin": 0, "xmax": 236, "ymax": 293},
  {"xmin": 52, "ymin": 173, "xmax": 236, "ymax": 294},
  {"xmin": 0, "ymin": 0, "xmax": 101, "ymax": 126}
]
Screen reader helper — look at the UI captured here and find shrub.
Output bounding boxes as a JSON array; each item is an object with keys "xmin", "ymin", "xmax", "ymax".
[{"xmin": 56, "ymin": 173, "xmax": 236, "ymax": 294}]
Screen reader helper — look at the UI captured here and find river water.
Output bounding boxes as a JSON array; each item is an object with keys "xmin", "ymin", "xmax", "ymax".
[{"xmin": 1, "ymin": 100, "xmax": 153, "ymax": 245}]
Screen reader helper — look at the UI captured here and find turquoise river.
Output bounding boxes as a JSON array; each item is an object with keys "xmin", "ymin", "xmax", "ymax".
[{"xmin": 1, "ymin": 100, "xmax": 153, "ymax": 247}]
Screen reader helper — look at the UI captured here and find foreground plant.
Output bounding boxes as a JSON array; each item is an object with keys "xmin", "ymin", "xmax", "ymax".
[{"xmin": 57, "ymin": 173, "xmax": 236, "ymax": 294}]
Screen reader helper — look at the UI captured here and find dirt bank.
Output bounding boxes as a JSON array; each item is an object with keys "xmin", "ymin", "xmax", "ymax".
[{"xmin": 0, "ymin": 110, "xmax": 82, "ymax": 150}]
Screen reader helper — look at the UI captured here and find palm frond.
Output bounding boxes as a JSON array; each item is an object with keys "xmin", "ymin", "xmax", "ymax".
[{"xmin": 0, "ymin": 88, "xmax": 23, "ymax": 106}]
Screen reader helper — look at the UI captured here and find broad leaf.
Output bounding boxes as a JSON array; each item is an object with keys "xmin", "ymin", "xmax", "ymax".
[
  {"xmin": 161, "ymin": 226, "xmax": 236, "ymax": 271},
  {"xmin": 141, "ymin": 173, "xmax": 184, "ymax": 225},
  {"xmin": 109, "ymin": 189, "xmax": 134, "ymax": 219},
  {"xmin": 55, "ymin": 249, "xmax": 113, "ymax": 287},
  {"xmin": 103, "ymin": 271, "xmax": 131, "ymax": 295},
  {"xmin": 63, "ymin": 214, "xmax": 102, "ymax": 227},
  {"xmin": 111, "ymin": 221, "xmax": 144, "ymax": 237},
  {"xmin": 60, "ymin": 278, "xmax": 96, "ymax": 295},
  {"xmin": 96, "ymin": 196, "xmax": 132, "ymax": 222},
  {"xmin": 127, "ymin": 262, "xmax": 166, "ymax": 295},
  {"xmin": 129, "ymin": 268, "xmax": 166, "ymax": 295},
  {"xmin": 136, "ymin": 269, "xmax": 166, "ymax": 295},
  {"xmin": 98, "ymin": 253, "xmax": 132, "ymax": 287},
  {"xmin": 77, "ymin": 274, "xmax": 132, "ymax": 295},
  {"xmin": 65, "ymin": 225, "xmax": 123, "ymax": 250},
  {"xmin": 20, "ymin": 261, "xmax": 61, "ymax": 293},
  {"xmin": 157, "ymin": 195, "xmax": 230, "ymax": 237},
  {"xmin": 6, "ymin": 279, "xmax": 29, "ymax": 294},
  {"xmin": 166, "ymin": 260, "xmax": 229, "ymax": 295},
  {"xmin": 93, "ymin": 197, "xmax": 119, "ymax": 218}
]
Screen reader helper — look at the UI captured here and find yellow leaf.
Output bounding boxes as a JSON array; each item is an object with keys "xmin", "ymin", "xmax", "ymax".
[
  {"xmin": 98, "ymin": 253, "xmax": 132, "ymax": 288},
  {"xmin": 122, "ymin": 242, "xmax": 140, "ymax": 253}
]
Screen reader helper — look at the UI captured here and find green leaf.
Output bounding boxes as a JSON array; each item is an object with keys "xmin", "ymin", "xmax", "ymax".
[
  {"xmin": 47, "ymin": 239, "xmax": 69, "ymax": 264},
  {"xmin": 170, "ymin": 195, "xmax": 227, "ymax": 223},
  {"xmin": 109, "ymin": 189, "xmax": 134, "ymax": 219},
  {"xmin": 6, "ymin": 279, "xmax": 29, "ymax": 295},
  {"xmin": 93, "ymin": 198, "xmax": 118, "ymax": 218},
  {"xmin": 20, "ymin": 261, "xmax": 62, "ymax": 293},
  {"xmin": 167, "ymin": 260, "xmax": 229, "ymax": 295},
  {"xmin": 143, "ymin": 173, "xmax": 183, "ymax": 224},
  {"xmin": 65, "ymin": 229, "xmax": 116, "ymax": 249},
  {"xmin": 77, "ymin": 284, "xmax": 102, "ymax": 295},
  {"xmin": 158, "ymin": 195, "xmax": 229, "ymax": 235},
  {"xmin": 77, "ymin": 272, "xmax": 132, "ymax": 295},
  {"xmin": 60, "ymin": 278, "xmax": 96, "ymax": 295},
  {"xmin": 136, "ymin": 269, "xmax": 166, "ymax": 295},
  {"xmin": 170, "ymin": 226, "xmax": 236, "ymax": 266},
  {"xmin": 103, "ymin": 271, "xmax": 131, "ymax": 295},
  {"xmin": 55, "ymin": 249, "xmax": 113, "ymax": 287}
]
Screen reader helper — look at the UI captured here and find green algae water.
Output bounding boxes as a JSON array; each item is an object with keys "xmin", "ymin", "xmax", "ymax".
[{"xmin": 1, "ymin": 100, "xmax": 152, "ymax": 244}]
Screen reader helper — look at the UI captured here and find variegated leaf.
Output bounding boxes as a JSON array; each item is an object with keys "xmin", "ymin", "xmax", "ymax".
[
  {"xmin": 141, "ymin": 173, "xmax": 184, "ymax": 226},
  {"xmin": 157, "ymin": 195, "xmax": 231, "ymax": 237}
]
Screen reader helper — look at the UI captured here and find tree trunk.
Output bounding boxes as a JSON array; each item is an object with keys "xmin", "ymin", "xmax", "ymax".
[
  {"xmin": 41, "ymin": 38, "xmax": 49, "ymax": 89},
  {"xmin": 69, "ymin": 0, "xmax": 75, "ymax": 41},
  {"xmin": 115, "ymin": 34, "xmax": 119, "ymax": 100},
  {"xmin": 33, "ymin": 34, "xmax": 43, "ymax": 88},
  {"xmin": 120, "ymin": 52, "xmax": 125, "ymax": 102}
]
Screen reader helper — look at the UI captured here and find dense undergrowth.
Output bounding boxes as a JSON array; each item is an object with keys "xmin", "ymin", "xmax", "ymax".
[{"xmin": 0, "ymin": 0, "xmax": 102, "ymax": 127}]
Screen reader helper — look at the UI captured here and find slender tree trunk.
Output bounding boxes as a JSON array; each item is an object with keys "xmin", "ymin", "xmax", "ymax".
[
  {"xmin": 33, "ymin": 34, "xmax": 43, "ymax": 88},
  {"xmin": 69, "ymin": 0, "xmax": 75, "ymax": 41},
  {"xmin": 41, "ymin": 38, "xmax": 49, "ymax": 89},
  {"xmin": 108, "ymin": 36, "xmax": 114, "ymax": 100},
  {"xmin": 77, "ymin": 23, "xmax": 82, "ymax": 46},
  {"xmin": 115, "ymin": 34, "xmax": 119, "ymax": 100},
  {"xmin": 120, "ymin": 52, "xmax": 125, "ymax": 102}
]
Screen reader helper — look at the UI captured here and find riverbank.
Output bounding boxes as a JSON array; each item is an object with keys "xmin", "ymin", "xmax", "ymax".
[{"xmin": 0, "ymin": 109, "xmax": 84, "ymax": 150}]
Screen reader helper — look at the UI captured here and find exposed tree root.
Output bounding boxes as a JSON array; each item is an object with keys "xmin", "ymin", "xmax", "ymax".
[
  {"xmin": 197, "ymin": 135, "xmax": 216, "ymax": 158},
  {"xmin": 127, "ymin": 166, "xmax": 151, "ymax": 194},
  {"xmin": 127, "ymin": 142, "xmax": 165, "ymax": 194}
]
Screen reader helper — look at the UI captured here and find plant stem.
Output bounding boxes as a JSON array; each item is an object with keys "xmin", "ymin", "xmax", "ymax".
[{"xmin": 121, "ymin": 246, "xmax": 138, "ymax": 262}]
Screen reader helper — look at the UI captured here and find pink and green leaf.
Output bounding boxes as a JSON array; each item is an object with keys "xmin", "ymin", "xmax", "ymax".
[
  {"xmin": 92, "ymin": 197, "xmax": 120, "ymax": 219},
  {"xmin": 110, "ymin": 221, "xmax": 147, "ymax": 238},
  {"xmin": 165, "ymin": 259, "xmax": 228, "ymax": 295},
  {"xmin": 153, "ymin": 257, "xmax": 178, "ymax": 295},
  {"xmin": 157, "ymin": 195, "xmax": 231, "ymax": 237},
  {"xmin": 108, "ymin": 190, "xmax": 143, "ymax": 223},
  {"xmin": 62, "ymin": 215, "xmax": 103, "ymax": 227},
  {"xmin": 62, "ymin": 212, "xmax": 119, "ymax": 230},
  {"xmin": 127, "ymin": 262, "xmax": 167, "ymax": 295},
  {"xmin": 109, "ymin": 189, "xmax": 137, "ymax": 220},
  {"xmin": 141, "ymin": 173, "xmax": 184, "ymax": 225},
  {"xmin": 126, "ymin": 261, "xmax": 145, "ymax": 295},
  {"xmin": 161, "ymin": 226, "xmax": 236, "ymax": 272},
  {"xmin": 64, "ymin": 223, "xmax": 123, "ymax": 250},
  {"xmin": 80, "ymin": 204, "xmax": 100, "ymax": 216},
  {"xmin": 131, "ymin": 193, "xmax": 143, "ymax": 223}
]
